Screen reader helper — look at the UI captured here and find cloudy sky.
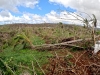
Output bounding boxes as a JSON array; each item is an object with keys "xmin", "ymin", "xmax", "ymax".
[{"xmin": 0, "ymin": 0, "xmax": 100, "ymax": 25}]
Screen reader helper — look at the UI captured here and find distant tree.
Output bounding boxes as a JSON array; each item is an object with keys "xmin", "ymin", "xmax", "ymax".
[
  {"xmin": 59, "ymin": 22, "xmax": 63, "ymax": 25},
  {"xmin": 58, "ymin": 22, "xmax": 64, "ymax": 28}
]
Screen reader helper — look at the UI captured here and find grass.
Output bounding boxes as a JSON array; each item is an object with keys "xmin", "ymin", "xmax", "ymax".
[
  {"xmin": 32, "ymin": 35, "xmax": 45, "ymax": 45},
  {"xmin": 0, "ymin": 26, "xmax": 52, "ymax": 74},
  {"xmin": 0, "ymin": 48, "xmax": 52, "ymax": 74}
]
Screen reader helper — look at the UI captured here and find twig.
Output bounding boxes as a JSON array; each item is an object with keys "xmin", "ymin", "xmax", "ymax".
[
  {"xmin": 33, "ymin": 56, "xmax": 46, "ymax": 75},
  {"xmin": 32, "ymin": 61, "xmax": 37, "ymax": 75},
  {"xmin": 74, "ymin": 51, "xmax": 87, "ymax": 68},
  {"xmin": 14, "ymin": 63, "xmax": 33, "ymax": 72},
  {"xmin": 54, "ymin": 51, "xmax": 64, "ymax": 70}
]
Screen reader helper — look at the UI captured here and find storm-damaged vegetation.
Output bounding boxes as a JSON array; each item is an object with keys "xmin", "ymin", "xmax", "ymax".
[{"xmin": 0, "ymin": 23, "xmax": 100, "ymax": 75}]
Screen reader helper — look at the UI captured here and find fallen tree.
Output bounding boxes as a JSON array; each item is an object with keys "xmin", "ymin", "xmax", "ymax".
[
  {"xmin": 18, "ymin": 33, "xmax": 100, "ymax": 51},
  {"xmin": 32, "ymin": 39, "xmax": 84, "ymax": 50},
  {"xmin": 31, "ymin": 35, "xmax": 100, "ymax": 51}
]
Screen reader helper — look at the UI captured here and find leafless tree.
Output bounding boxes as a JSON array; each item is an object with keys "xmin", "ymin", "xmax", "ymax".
[{"xmin": 60, "ymin": 10, "xmax": 97, "ymax": 46}]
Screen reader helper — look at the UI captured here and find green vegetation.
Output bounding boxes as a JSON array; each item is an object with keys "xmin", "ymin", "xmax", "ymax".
[
  {"xmin": 0, "ymin": 26, "xmax": 52, "ymax": 74},
  {"xmin": 0, "ymin": 49, "xmax": 52, "ymax": 75}
]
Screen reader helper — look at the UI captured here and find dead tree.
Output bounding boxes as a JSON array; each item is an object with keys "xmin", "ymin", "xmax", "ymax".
[{"xmin": 91, "ymin": 14, "xmax": 97, "ymax": 45}]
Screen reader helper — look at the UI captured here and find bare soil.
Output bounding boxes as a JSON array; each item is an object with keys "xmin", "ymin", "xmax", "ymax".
[{"xmin": 43, "ymin": 49, "xmax": 100, "ymax": 75}]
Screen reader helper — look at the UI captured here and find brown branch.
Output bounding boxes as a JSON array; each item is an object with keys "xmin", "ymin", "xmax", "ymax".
[{"xmin": 30, "ymin": 35, "xmax": 100, "ymax": 51}]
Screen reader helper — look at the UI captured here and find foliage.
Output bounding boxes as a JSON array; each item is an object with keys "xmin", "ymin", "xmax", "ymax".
[{"xmin": 0, "ymin": 48, "xmax": 52, "ymax": 75}]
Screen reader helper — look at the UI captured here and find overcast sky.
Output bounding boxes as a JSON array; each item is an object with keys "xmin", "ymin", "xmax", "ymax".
[{"xmin": 0, "ymin": 0, "xmax": 100, "ymax": 26}]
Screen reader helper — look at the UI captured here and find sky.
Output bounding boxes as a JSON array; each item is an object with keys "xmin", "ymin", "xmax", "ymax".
[{"xmin": 0, "ymin": 0, "xmax": 100, "ymax": 26}]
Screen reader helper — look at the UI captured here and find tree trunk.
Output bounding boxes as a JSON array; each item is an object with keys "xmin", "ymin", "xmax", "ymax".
[{"xmin": 31, "ymin": 35, "xmax": 100, "ymax": 51}]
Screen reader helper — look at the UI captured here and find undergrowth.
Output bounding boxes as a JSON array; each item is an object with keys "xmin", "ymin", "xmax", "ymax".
[{"xmin": 0, "ymin": 48, "xmax": 52, "ymax": 75}]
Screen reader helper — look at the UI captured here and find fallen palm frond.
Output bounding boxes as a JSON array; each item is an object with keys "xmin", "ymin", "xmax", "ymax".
[{"xmin": 17, "ymin": 32, "xmax": 35, "ymax": 49}]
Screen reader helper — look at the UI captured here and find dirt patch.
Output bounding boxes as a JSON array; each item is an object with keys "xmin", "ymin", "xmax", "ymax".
[{"xmin": 44, "ymin": 49, "xmax": 100, "ymax": 75}]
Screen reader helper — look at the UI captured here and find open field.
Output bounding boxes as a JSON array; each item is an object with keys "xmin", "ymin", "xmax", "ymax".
[{"xmin": 0, "ymin": 23, "xmax": 100, "ymax": 75}]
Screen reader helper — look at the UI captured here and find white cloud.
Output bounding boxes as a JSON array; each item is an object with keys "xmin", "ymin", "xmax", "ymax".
[
  {"xmin": 0, "ymin": 0, "xmax": 99, "ymax": 27},
  {"xmin": 49, "ymin": 0, "xmax": 100, "ymax": 26},
  {"xmin": 0, "ymin": 10, "xmax": 10, "ymax": 17},
  {"xmin": 0, "ymin": 0, "xmax": 39, "ymax": 12},
  {"xmin": 45, "ymin": 10, "xmax": 61, "ymax": 22},
  {"xmin": 0, "ymin": 10, "xmax": 13, "ymax": 22},
  {"xmin": 49, "ymin": 0, "xmax": 100, "ymax": 12},
  {"xmin": 0, "ymin": 10, "xmax": 82, "ymax": 25}
]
